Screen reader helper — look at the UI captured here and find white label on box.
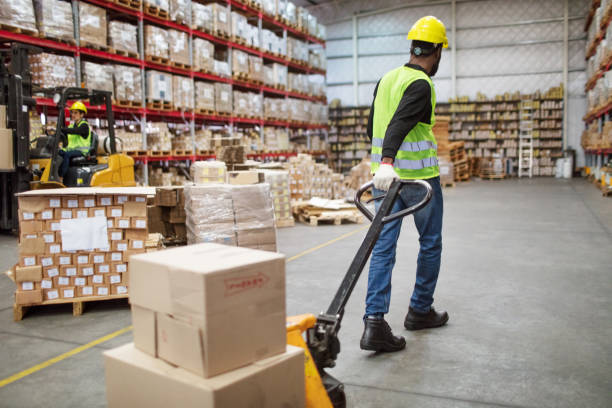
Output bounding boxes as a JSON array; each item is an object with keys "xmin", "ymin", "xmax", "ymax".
[
  {"xmin": 204, "ymin": 88, "xmax": 212, "ymax": 98},
  {"xmin": 221, "ymin": 91, "xmax": 228, "ymax": 102},
  {"xmin": 61, "ymin": 210, "xmax": 72, "ymax": 219},
  {"xmin": 116, "ymin": 285, "xmax": 128, "ymax": 295},
  {"xmin": 75, "ymin": 277, "xmax": 86, "ymax": 286},
  {"xmin": 21, "ymin": 281, "xmax": 34, "ymax": 291},
  {"xmin": 93, "ymin": 275, "xmax": 103, "ymax": 284},
  {"xmin": 41, "ymin": 257, "xmax": 53, "ymax": 267},
  {"xmin": 440, "ymin": 166, "xmax": 450, "ymax": 175},
  {"xmin": 60, "ymin": 216, "xmax": 109, "ymax": 252},
  {"xmin": 82, "ymin": 286, "xmax": 93, "ymax": 296},
  {"xmin": 22, "ymin": 212, "xmax": 34, "ymax": 220},
  {"xmin": 118, "ymin": 219, "xmax": 130, "ymax": 228},
  {"xmin": 98, "ymin": 265, "xmax": 110, "ymax": 273},
  {"xmin": 111, "ymin": 252, "xmax": 122, "ymax": 261},
  {"xmin": 116, "ymin": 264, "xmax": 127, "ymax": 273},
  {"xmin": 78, "ymin": 255, "xmax": 88, "ymax": 264},
  {"xmin": 49, "ymin": 244, "xmax": 61, "ymax": 254},
  {"xmin": 65, "ymin": 267, "xmax": 77, "ymax": 276},
  {"xmin": 63, "ymin": 288, "xmax": 75, "ymax": 298},
  {"xmin": 59, "ymin": 256, "xmax": 71, "ymax": 265},
  {"xmin": 51, "ymin": 222, "xmax": 61, "ymax": 231},
  {"xmin": 41, "ymin": 279, "xmax": 52, "ymax": 289},
  {"xmin": 94, "ymin": 209, "xmax": 105, "ymax": 217},
  {"xmin": 84, "ymin": 199, "xmax": 95, "ymax": 207},
  {"xmin": 111, "ymin": 209, "xmax": 122, "ymax": 217},
  {"xmin": 97, "ymin": 287, "xmax": 109, "ymax": 296},
  {"xmin": 93, "ymin": 255, "xmax": 104, "ymax": 264},
  {"xmin": 41, "ymin": 210, "xmax": 53, "ymax": 220},
  {"xmin": 108, "ymin": 220, "xmax": 113, "ymax": 228},
  {"xmin": 202, "ymin": 48, "xmax": 210, "ymax": 58},
  {"xmin": 77, "ymin": 210, "xmax": 88, "ymax": 219},
  {"xmin": 24, "ymin": 234, "xmax": 37, "ymax": 239},
  {"xmin": 49, "ymin": 199, "xmax": 60, "ymax": 208},
  {"xmin": 117, "ymin": 243, "xmax": 127, "ymax": 251},
  {"xmin": 67, "ymin": 199, "xmax": 78, "ymax": 208},
  {"xmin": 47, "ymin": 289, "xmax": 59, "ymax": 300},
  {"xmin": 47, "ymin": 268, "xmax": 59, "ymax": 278},
  {"xmin": 101, "ymin": 197, "xmax": 112, "ymax": 206},
  {"xmin": 117, "ymin": 196, "xmax": 128, "ymax": 203},
  {"xmin": 110, "ymin": 275, "xmax": 121, "ymax": 284},
  {"xmin": 219, "ymin": 10, "xmax": 227, "ymax": 22},
  {"xmin": 82, "ymin": 266, "xmax": 94, "ymax": 276},
  {"xmin": 58, "ymin": 276, "xmax": 69, "ymax": 285},
  {"xmin": 134, "ymin": 196, "xmax": 146, "ymax": 202},
  {"xmin": 132, "ymin": 240, "xmax": 143, "ymax": 249},
  {"xmin": 111, "ymin": 232, "xmax": 122, "ymax": 241},
  {"xmin": 23, "ymin": 257, "xmax": 35, "ymax": 266}
]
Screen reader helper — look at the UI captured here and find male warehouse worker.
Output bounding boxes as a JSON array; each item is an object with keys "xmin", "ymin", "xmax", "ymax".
[
  {"xmin": 58, "ymin": 101, "xmax": 92, "ymax": 178},
  {"xmin": 360, "ymin": 16, "xmax": 449, "ymax": 353}
]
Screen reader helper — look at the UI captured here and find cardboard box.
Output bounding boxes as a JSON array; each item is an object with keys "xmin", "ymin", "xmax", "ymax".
[
  {"xmin": 61, "ymin": 286, "xmax": 76, "ymax": 299},
  {"xmin": 107, "ymin": 206, "xmax": 124, "ymax": 218},
  {"xmin": 79, "ymin": 264, "xmax": 95, "ymax": 276},
  {"xmin": 38, "ymin": 255, "xmax": 54, "ymax": 267},
  {"xmin": 132, "ymin": 217, "xmax": 147, "ymax": 229},
  {"xmin": 46, "ymin": 243, "xmax": 61, "ymax": 255},
  {"xmin": 124, "ymin": 201, "xmax": 147, "ymax": 217},
  {"xmin": 55, "ymin": 254, "xmax": 72, "ymax": 266},
  {"xmin": 90, "ymin": 274, "xmax": 105, "ymax": 285},
  {"xmin": 78, "ymin": 286, "xmax": 94, "ymax": 297},
  {"xmin": 98, "ymin": 195, "xmax": 114, "ymax": 206},
  {"xmin": 236, "ymin": 227, "xmax": 276, "ymax": 247},
  {"xmin": 79, "ymin": 196, "xmax": 97, "ymax": 208},
  {"xmin": 41, "ymin": 232, "xmax": 55, "ymax": 243},
  {"xmin": 129, "ymin": 243, "xmax": 286, "ymax": 378},
  {"xmin": 104, "ymin": 343, "xmax": 305, "ymax": 408},
  {"xmin": 112, "ymin": 240, "xmax": 129, "ymax": 252},
  {"xmin": 96, "ymin": 264, "xmax": 111, "ymax": 274},
  {"xmin": 154, "ymin": 188, "xmax": 178, "ymax": 206},
  {"xmin": 38, "ymin": 209, "xmax": 54, "ymax": 220},
  {"xmin": 19, "ymin": 196, "xmax": 58, "ymax": 213},
  {"xmin": 92, "ymin": 253, "xmax": 106, "ymax": 264},
  {"xmin": 76, "ymin": 254, "xmax": 90, "ymax": 265},
  {"xmin": 108, "ymin": 252, "xmax": 123, "ymax": 263},
  {"xmin": 0, "ymin": 128, "xmax": 14, "ymax": 170},
  {"xmin": 19, "ymin": 237, "xmax": 46, "ymax": 255},
  {"xmin": 19, "ymin": 281, "xmax": 38, "ymax": 291},
  {"xmin": 95, "ymin": 284, "xmax": 110, "ymax": 296},
  {"xmin": 62, "ymin": 196, "xmax": 79, "ymax": 208},
  {"xmin": 19, "ymin": 210, "xmax": 36, "ymax": 221},
  {"xmin": 116, "ymin": 217, "xmax": 131, "ymax": 229},
  {"xmin": 111, "ymin": 284, "xmax": 128, "ymax": 295},
  {"xmin": 131, "ymin": 306, "xmax": 156, "ymax": 356},
  {"xmin": 109, "ymin": 229, "xmax": 124, "ymax": 241},
  {"xmin": 55, "ymin": 208, "xmax": 74, "ymax": 219},
  {"xmin": 20, "ymin": 220, "xmax": 44, "ymax": 235},
  {"xmin": 129, "ymin": 239, "xmax": 145, "ymax": 250},
  {"xmin": 15, "ymin": 265, "xmax": 42, "ymax": 282},
  {"xmin": 46, "ymin": 220, "xmax": 61, "ymax": 232},
  {"xmin": 54, "ymin": 276, "xmax": 71, "ymax": 287},
  {"xmin": 15, "ymin": 289, "xmax": 43, "ymax": 305},
  {"xmin": 162, "ymin": 206, "xmax": 185, "ymax": 224},
  {"xmin": 19, "ymin": 255, "xmax": 37, "ymax": 267},
  {"xmin": 126, "ymin": 229, "xmax": 148, "ymax": 241},
  {"xmin": 147, "ymin": 206, "xmax": 165, "ymax": 235},
  {"xmin": 40, "ymin": 278, "xmax": 53, "ymax": 289},
  {"xmin": 60, "ymin": 265, "xmax": 78, "ymax": 277},
  {"xmin": 115, "ymin": 195, "xmax": 129, "ymax": 205},
  {"xmin": 43, "ymin": 266, "xmax": 60, "ymax": 278},
  {"xmin": 89, "ymin": 207, "xmax": 106, "ymax": 217},
  {"xmin": 44, "ymin": 288, "xmax": 60, "ymax": 301},
  {"xmin": 227, "ymin": 171, "xmax": 263, "ymax": 185},
  {"xmin": 72, "ymin": 276, "xmax": 88, "ymax": 287}
]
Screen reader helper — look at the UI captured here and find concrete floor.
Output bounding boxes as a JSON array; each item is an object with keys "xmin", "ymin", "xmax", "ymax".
[{"xmin": 0, "ymin": 178, "xmax": 611, "ymax": 408}]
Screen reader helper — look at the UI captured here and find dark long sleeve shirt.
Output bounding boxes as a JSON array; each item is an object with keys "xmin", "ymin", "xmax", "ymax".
[
  {"xmin": 61, "ymin": 122, "xmax": 90, "ymax": 139},
  {"xmin": 367, "ymin": 64, "xmax": 432, "ymax": 160}
]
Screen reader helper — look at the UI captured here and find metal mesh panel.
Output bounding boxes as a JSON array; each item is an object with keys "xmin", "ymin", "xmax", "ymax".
[
  {"xmin": 357, "ymin": 4, "xmax": 451, "ymax": 37},
  {"xmin": 327, "ymin": 39, "xmax": 353, "ymax": 57},
  {"xmin": 456, "ymin": 0, "xmax": 562, "ymax": 26},
  {"xmin": 457, "ymin": 22, "xmax": 564, "ymax": 48},
  {"xmin": 358, "ymin": 35, "xmax": 410, "ymax": 55},
  {"xmin": 327, "ymin": 58, "xmax": 354, "ymax": 83}
]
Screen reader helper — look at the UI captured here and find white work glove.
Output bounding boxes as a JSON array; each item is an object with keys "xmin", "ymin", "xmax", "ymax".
[{"xmin": 373, "ymin": 163, "xmax": 399, "ymax": 191}]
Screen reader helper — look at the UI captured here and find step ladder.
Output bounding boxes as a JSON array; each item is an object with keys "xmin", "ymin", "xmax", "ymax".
[{"xmin": 518, "ymin": 100, "xmax": 534, "ymax": 178}]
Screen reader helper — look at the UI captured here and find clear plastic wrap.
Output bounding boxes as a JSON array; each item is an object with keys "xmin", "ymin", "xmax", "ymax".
[
  {"xmin": 169, "ymin": 0, "xmax": 190, "ymax": 25},
  {"xmin": 232, "ymin": 184, "xmax": 276, "ymax": 250},
  {"xmin": 233, "ymin": 90, "xmax": 249, "ymax": 116},
  {"xmin": 285, "ymin": 2, "xmax": 296, "ymax": 26},
  {"xmin": 79, "ymin": 2, "xmax": 107, "ymax": 48},
  {"xmin": 144, "ymin": 25, "xmax": 169, "ymax": 59},
  {"xmin": 190, "ymin": 160, "xmax": 227, "ymax": 184},
  {"xmin": 146, "ymin": 70, "xmax": 173, "ymax": 102},
  {"xmin": 262, "ymin": 0, "xmax": 276, "ymax": 16},
  {"xmin": 249, "ymin": 93, "xmax": 262, "ymax": 118},
  {"xmin": 308, "ymin": 74, "xmax": 326, "ymax": 97},
  {"xmin": 263, "ymin": 97, "xmax": 287, "ymax": 120},
  {"xmin": 82, "ymin": 62, "xmax": 114, "ymax": 94},
  {"xmin": 260, "ymin": 170, "xmax": 291, "ymax": 222},
  {"xmin": 172, "ymin": 75, "xmax": 194, "ymax": 110},
  {"xmin": 146, "ymin": 122, "xmax": 172, "ymax": 151},
  {"xmin": 0, "ymin": 0, "xmax": 38, "ymax": 34},
  {"xmin": 248, "ymin": 55, "xmax": 264, "ymax": 83},
  {"xmin": 246, "ymin": 23, "xmax": 260, "ymax": 49},
  {"xmin": 113, "ymin": 65, "xmax": 142, "ymax": 102},
  {"xmin": 262, "ymin": 29, "xmax": 285, "ymax": 55},
  {"xmin": 192, "ymin": 2, "xmax": 213, "ymax": 31},
  {"xmin": 34, "ymin": 0, "xmax": 73, "ymax": 41},
  {"xmin": 287, "ymin": 37, "xmax": 308, "ymax": 62},
  {"xmin": 231, "ymin": 11, "xmax": 247, "ymax": 41},
  {"xmin": 195, "ymin": 81, "xmax": 215, "ymax": 112},
  {"xmin": 309, "ymin": 48, "xmax": 326, "ymax": 70},
  {"xmin": 194, "ymin": 128, "xmax": 212, "ymax": 150},
  {"xmin": 212, "ymin": 3, "xmax": 230, "ymax": 37},
  {"xmin": 214, "ymin": 59, "xmax": 231, "ymax": 77},
  {"xmin": 263, "ymin": 127, "xmax": 289, "ymax": 151},
  {"xmin": 214, "ymin": 82, "xmax": 232, "ymax": 113},
  {"xmin": 296, "ymin": 6, "xmax": 308, "ymax": 30},
  {"xmin": 169, "ymin": 29, "xmax": 190, "ymax": 66},
  {"xmin": 232, "ymin": 49, "xmax": 249, "ymax": 76},
  {"xmin": 29, "ymin": 53, "xmax": 75, "ymax": 88},
  {"xmin": 108, "ymin": 21, "xmax": 138, "ymax": 55},
  {"xmin": 193, "ymin": 38, "xmax": 214, "ymax": 72},
  {"xmin": 307, "ymin": 14, "xmax": 317, "ymax": 36},
  {"xmin": 145, "ymin": 0, "xmax": 169, "ymax": 12}
]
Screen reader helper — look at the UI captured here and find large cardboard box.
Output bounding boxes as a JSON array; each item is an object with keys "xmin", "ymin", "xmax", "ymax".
[
  {"xmin": 0, "ymin": 128, "xmax": 13, "ymax": 170},
  {"xmin": 129, "ymin": 243, "xmax": 286, "ymax": 378},
  {"xmin": 104, "ymin": 343, "xmax": 305, "ymax": 408}
]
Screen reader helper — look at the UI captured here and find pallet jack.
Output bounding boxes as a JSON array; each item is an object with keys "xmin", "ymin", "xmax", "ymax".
[{"xmin": 287, "ymin": 179, "xmax": 433, "ymax": 407}]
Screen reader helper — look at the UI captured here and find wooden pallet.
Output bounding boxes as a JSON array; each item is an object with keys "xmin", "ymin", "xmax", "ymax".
[
  {"xmin": 193, "ymin": 25, "xmax": 213, "ymax": 35},
  {"xmin": 272, "ymin": 84, "xmax": 286, "ymax": 91},
  {"xmin": 146, "ymin": 100, "xmax": 172, "ymax": 111},
  {"xmin": 172, "ymin": 149, "xmax": 193, "ymax": 156},
  {"xmin": 215, "ymin": 30, "xmax": 231, "ymax": 40},
  {"xmin": 231, "ymin": 35, "xmax": 248, "ymax": 45},
  {"xmin": 144, "ymin": 4, "xmax": 169, "ymax": 19},
  {"xmin": 0, "ymin": 23, "xmax": 37, "ymax": 36},
  {"xmin": 112, "ymin": 48, "xmax": 139, "ymax": 59},
  {"xmin": 126, "ymin": 150, "xmax": 147, "ymax": 157},
  {"xmin": 38, "ymin": 33, "xmax": 76, "ymax": 45},
  {"xmin": 14, "ymin": 295, "xmax": 129, "ymax": 321},
  {"xmin": 149, "ymin": 150, "xmax": 172, "ymax": 156},
  {"xmin": 480, "ymin": 172, "xmax": 505, "ymax": 180},
  {"xmin": 81, "ymin": 41, "xmax": 111, "ymax": 52},
  {"xmin": 115, "ymin": 0, "xmax": 142, "ymax": 11},
  {"xmin": 172, "ymin": 61, "xmax": 191, "ymax": 70},
  {"xmin": 441, "ymin": 181, "xmax": 456, "ymax": 188},
  {"xmin": 195, "ymin": 108, "xmax": 216, "ymax": 115},
  {"xmin": 276, "ymin": 218, "xmax": 295, "ymax": 228},
  {"xmin": 145, "ymin": 54, "xmax": 170, "ymax": 65},
  {"xmin": 114, "ymin": 99, "xmax": 141, "ymax": 108},
  {"xmin": 298, "ymin": 210, "xmax": 364, "ymax": 226},
  {"xmin": 196, "ymin": 149, "xmax": 215, "ymax": 155}
]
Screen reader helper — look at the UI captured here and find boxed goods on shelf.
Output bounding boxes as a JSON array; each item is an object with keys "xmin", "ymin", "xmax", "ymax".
[
  {"xmin": 146, "ymin": 122, "xmax": 172, "ymax": 151},
  {"xmin": 231, "ymin": 11, "xmax": 248, "ymax": 42},
  {"xmin": 309, "ymin": 49, "xmax": 326, "ymax": 71},
  {"xmin": 191, "ymin": 160, "xmax": 227, "ymax": 184},
  {"xmin": 284, "ymin": 1, "xmax": 297, "ymax": 26},
  {"xmin": 82, "ymin": 62, "xmax": 114, "ymax": 94},
  {"xmin": 145, "ymin": 0, "xmax": 169, "ymax": 13},
  {"xmin": 144, "ymin": 25, "xmax": 169, "ymax": 60},
  {"xmin": 172, "ymin": 75, "xmax": 194, "ymax": 110},
  {"xmin": 116, "ymin": 128, "xmax": 142, "ymax": 152},
  {"xmin": 211, "ymin": 2, "xmax": 230, "ymax": 37},
  {"xmin": 29, "ymin": 53, "xmax": 76, "ymax": 88},
  {"xmin": 287, "ymin": 38, "xmax": 308, "ymax": 63},
  {"xmin": 263, "ymin": 127, "xmax": 289, "ymax": 151},
  {"xmin": 231, "ymin": 49, "xmax": 249, "ymax": 77},
  {"xmin": 213, "ymin": 59, "xmax": 231, "ymax": 77},
  {"xmin": 214, "ymin": 82, "xmax": 232, "ymax": 114},
  {"xmin": 145, "ymin": 70, "xmax": 173, "ymax": 103},
  {"xmin": 194, "ymin": 128, "xmax": 212, "ymax": 150},
  {"xmin": 264, "ymin": 63, "xmax": 288, "ymax": 88},
  {"xmin": 34, "ymin": 0, "xmax": 74, "ymax": 42},
  {"xmin": 113, "ymin": 65, "xmax": 142, "ymax": 103},
  {"xmin": 192, "ymin": 2, "xmax": 212, "ymax": 32},
  {"xmin": 194, "ymin": 81, "xmax": 215, "ymax": 112},
  {"xmin": 287, "ymin": 154, "xmax": 334, "ymax": 200},
  {"xmin": 108, "ymin": 21, "xmax": 138, "ymax": 56},
  {"xmin": 79, "ymin": 2, "xmax": 107, "ymax": 48},
  {"xmin": 169, "ymin": 29, "xmax": 189, "ymax": 67},
  {"xmin": 250, "ymin": 93, "xmax": 263, "ymax": 118},
  {"xmin": 260, "ymin": 170, "xmax": 293, "ymax": 226},
  {"xmin": 245, "ymin": 23, "xmax": 260, "ymax": 49},
  {"xmin": 233, "ymin": 91, "xmax": 249, "ymax": 117},
  {"xmin": 248, "ymin": 56, "xmax": 264, "ymax": 83},
  {"xmin": 192, "ymin": 38, "xmax": 214, "ymax": 72},
  {"xmin": 262, "ymin": 29, "xmax": 285, "ymax": 55},
  {"xmin": 264, "ymin": 98, "xmax": 288, "ymax": 121},
  {"xmin": 0, "ymin": 0, "xmax": 38, "ymax": 34},
  {"xmin": 262, "ymin": 0, "xmax": 276, "ymax": 16},
  {"xmin": 169, "ymin": 0, "xmax": 190, "ymax": 25}
]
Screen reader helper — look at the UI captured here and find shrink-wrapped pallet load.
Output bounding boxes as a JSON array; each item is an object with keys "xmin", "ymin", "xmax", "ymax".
[{"xmin": 79, "ymin": 2, "xmax": 107, "ymax": 48}]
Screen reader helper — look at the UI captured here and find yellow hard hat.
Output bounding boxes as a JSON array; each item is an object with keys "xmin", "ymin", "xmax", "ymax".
[
  {"xmin": 70, "ymin": 101, "xmax": 87, "ymax": 114},
  {"xmin": 407, "ymin": 16, "xmax": 448, "ymax": 48}
]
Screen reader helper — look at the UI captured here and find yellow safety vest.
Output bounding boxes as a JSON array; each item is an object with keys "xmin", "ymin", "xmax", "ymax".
[{"xmin": 63, "ymin": 120, "xmax": 91, "ymax": 153}]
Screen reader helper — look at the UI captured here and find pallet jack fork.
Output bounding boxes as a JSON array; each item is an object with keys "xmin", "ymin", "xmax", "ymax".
[{"xmin": 287, "ymin": 179, "xmax": 433, "ymax": 408}]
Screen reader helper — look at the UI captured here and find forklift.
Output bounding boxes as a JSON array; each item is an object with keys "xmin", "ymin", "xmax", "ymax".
[{"xmin": 289, "ymin": 179, "xmax": 433, "ymax": 407}]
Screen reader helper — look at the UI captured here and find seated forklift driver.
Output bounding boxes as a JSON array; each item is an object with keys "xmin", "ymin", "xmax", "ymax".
[{"xmin": 58, "ymin": 101, "xmax": 92, "ymax": 178}]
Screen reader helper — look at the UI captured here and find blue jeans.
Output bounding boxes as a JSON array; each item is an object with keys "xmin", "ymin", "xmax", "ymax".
[
  {"xmin": 365, "ymin": 177, "xmax": 443, "ymax": 317},
  {"xmin": 58, "ymin": 149, "xmax": 84, "ymax": 177}
]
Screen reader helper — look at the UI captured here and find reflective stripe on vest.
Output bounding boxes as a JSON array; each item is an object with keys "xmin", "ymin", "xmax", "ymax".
[
  {"xmin": 371, "ymin": 138, "xmax": 437, "ymax": 152},
  {"xmin": 371, "ymin": 154, "xmax": 438, "ymax": 170}
]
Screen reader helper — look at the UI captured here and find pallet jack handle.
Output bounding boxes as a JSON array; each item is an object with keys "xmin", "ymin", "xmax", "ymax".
[{"xmin": 355, "ymin": 179, "xmax": 433, "ymax": 223}]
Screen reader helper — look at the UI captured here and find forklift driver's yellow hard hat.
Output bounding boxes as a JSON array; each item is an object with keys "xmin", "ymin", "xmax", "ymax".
[
  {"xmin": 407, "ymin": 16, "xmax": 448, "ymax": 48},
  {"xmin": 69, "ymin": 101, "xmax": 87, "ymax": 114}
]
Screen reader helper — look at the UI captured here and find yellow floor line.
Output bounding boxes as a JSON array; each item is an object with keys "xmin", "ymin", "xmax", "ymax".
[{"xmin": 0, "ymin": 224, "xmax": 369, "ymax": 388}]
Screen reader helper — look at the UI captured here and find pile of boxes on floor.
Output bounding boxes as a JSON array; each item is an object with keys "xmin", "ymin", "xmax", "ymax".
[
  {"xmin": 11, "ymin": 188, "xmax": 152, "ymax": 306},
  {"xmin": 105, "ymin": 243, "xmax": 305, "ymax": 407}
]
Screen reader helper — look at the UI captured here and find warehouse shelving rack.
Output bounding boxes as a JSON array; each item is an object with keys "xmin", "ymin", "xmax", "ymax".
[
  {"xmin": 0, "ymin": 0, "xmax": 328, "ymax": 184},
  {"xmin": 328, "ymin": 106, "xmax": 370, "ymax": 174}
]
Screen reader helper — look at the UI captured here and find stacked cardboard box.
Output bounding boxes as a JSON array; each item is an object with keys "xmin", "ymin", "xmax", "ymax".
[
  {"xmin": 144, "ymin": 0, "xmax": 169, "ymax": 13},
  {"xmin": 113, "ymin": 65, "xmax": 142, "ymax": 103},
  {"xmin": 194, "ymin": 128, "xmax": 212, "ymax": 151},
  {"xmin": 347, "ymin": 159, "xmax": 372, "ymax": 192},
  {"xmin": 169, "ymin": 0, "xmax": 190, "ymax": 24},
  {"xmin": 233, "ymin": 183, "xmax": 277, "ymax": 251},
  {"xmin": 288, "ymin": 154, "xmax": 350, "ymax": 200},
  {"xmin": 190, "ymin": 160, "xmax": 227, "ymax": 184},
  {"xmin": 211, "ymin": 3, "xmax": 230, "ymax": 37},
  {"xmin": 264, "ymin": 63, "xmax": 288, "ymax": 88},
  {"xmin": 0, "ymin": 0, "xmax": 37, "ymax": 34},
  {"xmin": 263, "ymin": 127, "xmax": 290, "ymax": 151},
  {"xmin": 264, "ymin": 97, "xmax": 288, "ymax": 121},
  {"xmin": 172, "ymin": 75, "xmax": 194, "ymax": 110},
  {"xmin": 148, "ymin": 187, "xmax": 186, "ymax": 242},
  {"xmin": 115, "ymin": 128, "xmax": 142, "ymax": 152},
  {"xmin": 145, "ymin": 122, "xmax": 172, "ymax": 151},
  {"xmin": 29, "ymin": 53, "xmax": 76, "ymax": 88},
  {"xmin": 214, "ymin": 82, "xmax": 232, "ymax": 114},
  {"xmin": 194, "ymin": 81, "xmax": 215, "ymax": 112},
  {"xmin": 145, "ymin": 70, "xmax": 173, "ymax": 103},
  {"xmin": 231, "ymin": 11, "xmax": 248, "ymax": 41},
  {"xmin": 79, "ymin": 2, "xmax": 107, "ymax": 48},
  {"xmin": 105, "ymin": 243, "xmax": 304, "ymax": 407},
  {"xmin": 168, "ymin": 29, "xmax": 189, "ymax": 67},
  {"xmin": 108, "ymin": 21, "xmax": 138, "ymax": 56},
  {"xmin": 13, "ymin": 188, "xmax": 151, "ymax": 306},
  {"xmin": 260, "ymin": 170, "xmax": 293, "ymax": 227},
  {"xmin": 82, "ymin": 62, "xmax": 114, "ymax": 94},
  {"xmin": 248, "ymin": 55, "xmax": 264, "ymax": 83},
  {"xmin": 144, "ymin": 25, "xmax": 169, "ymax": 60},
  {"xmin": 34, "ymin": 0, "xmax": 73, "ymax": 42},
  {"xmin": 192, "ymin": 38, "xmax": 214, "ymax": 72},
  {"xmin": 0, "ymin": 104, "xmax": 13, "ymax": 171},
  {"xmin": 192, "ymin": 2, "xmax": 212, "ymax": 32}
]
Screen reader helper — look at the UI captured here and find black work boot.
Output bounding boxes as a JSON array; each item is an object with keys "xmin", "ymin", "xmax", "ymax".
[
  {"xmin": 404, "ymin": 306, "xmax": 449, "ymax": 331},
  {"xmin": 360, "ymin": 316, "xmax": 406, "ymax": 352}
]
